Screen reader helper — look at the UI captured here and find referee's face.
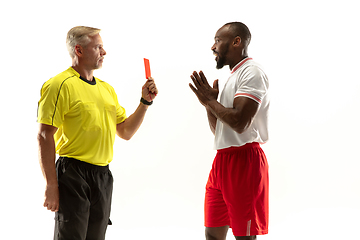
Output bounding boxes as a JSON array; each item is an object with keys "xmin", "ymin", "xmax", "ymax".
[{"xmin": 82, "ymin": 33, "xmax": 107, "ymax": 70}]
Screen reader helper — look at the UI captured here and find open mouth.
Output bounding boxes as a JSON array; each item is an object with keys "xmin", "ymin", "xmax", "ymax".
[{"xmin": 213, "ymin": 51, "xmax": 219, "ymax": 61}]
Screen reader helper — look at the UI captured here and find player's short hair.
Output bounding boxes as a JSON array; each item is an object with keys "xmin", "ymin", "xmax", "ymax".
[
  {"xmin": 224, "ymin": 22, "xmax": 251, "ymax": 47},
  {"xmin": 66, "ymin": 26, "xmax": 101, "ymax": 58}
]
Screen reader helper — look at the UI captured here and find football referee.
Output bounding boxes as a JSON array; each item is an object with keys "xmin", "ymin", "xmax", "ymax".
[{"xmin": 37, "ymin": 26, "xmax": 158, "ymax": 240}]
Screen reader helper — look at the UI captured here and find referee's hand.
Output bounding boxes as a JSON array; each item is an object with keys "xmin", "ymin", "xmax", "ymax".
[
  {"xmin": 141, "ymin": 77, "xmax": 158, "ymax": 103},
  {"xmin": 43, "ymin": 184, "xmax": 59, "ymax": 212}
]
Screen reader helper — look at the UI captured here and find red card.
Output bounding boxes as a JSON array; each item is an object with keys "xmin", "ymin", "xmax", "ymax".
[{"xmin": 144, "ymin": 58, "xmax": 151, "ymax": 79}]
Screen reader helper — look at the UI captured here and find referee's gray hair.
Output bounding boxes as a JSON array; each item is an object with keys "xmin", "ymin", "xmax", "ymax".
[{"xmin": 66, "ymin": 26, "xmax": 101, "ymax": 58}]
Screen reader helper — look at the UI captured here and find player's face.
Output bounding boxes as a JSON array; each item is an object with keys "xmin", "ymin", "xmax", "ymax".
[
  {"xmin": 211, "ymin": 26, "xmax": 232, "ymax": 69},
  {"xmin": 82, "ymin": 33, "xmax": 106, "ymax": 70}
]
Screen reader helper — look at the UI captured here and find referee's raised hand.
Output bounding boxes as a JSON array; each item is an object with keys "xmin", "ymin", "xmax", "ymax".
[{"xmin": 142, "ymin": 77, "xmax": 158, "ymax": 103}]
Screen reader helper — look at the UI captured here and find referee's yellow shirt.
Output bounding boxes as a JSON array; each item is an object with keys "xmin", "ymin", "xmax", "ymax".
[{"xmin": 37, "ymin": 67, "xmax": 127, "ymax": 166}]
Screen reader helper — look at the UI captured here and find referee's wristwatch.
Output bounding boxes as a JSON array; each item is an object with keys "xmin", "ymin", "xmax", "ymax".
[{"xmin": 140, "ymin": 97, "xmax": 153, "ymax": 106}]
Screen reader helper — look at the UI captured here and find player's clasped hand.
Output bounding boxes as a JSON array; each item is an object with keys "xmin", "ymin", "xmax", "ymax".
[
  {"xmin": 189, "ymin": 71, "xmax": 219, "ymax": 106},
  {"xmin": 142, "ymin": 77, "xmax": 158, "ymax": 102}
]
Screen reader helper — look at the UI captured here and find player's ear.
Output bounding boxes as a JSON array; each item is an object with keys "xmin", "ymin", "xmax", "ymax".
[{"xmin": 233, "ymin": 36, "xmax": 241, "ymax": 47}]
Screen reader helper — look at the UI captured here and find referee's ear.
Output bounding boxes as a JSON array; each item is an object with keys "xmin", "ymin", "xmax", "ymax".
[{"xmin": 74, "ymin": 45, "xmax": 83, "ymax": 57}]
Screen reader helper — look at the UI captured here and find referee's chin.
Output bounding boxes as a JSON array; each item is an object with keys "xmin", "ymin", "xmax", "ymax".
[
  {"xmin": 94, "ymin": 64, "xmax": 103, "ymax": 70},
  {"xmin": 95, "ymin": 59, "xmax": 104, "ymax": 70}
]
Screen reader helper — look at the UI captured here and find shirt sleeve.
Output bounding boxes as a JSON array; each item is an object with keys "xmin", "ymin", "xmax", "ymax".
[
  {"xmin": 234, "ymin": 65, "xmax": 269, "ymax": 104},
  {"xmin": 108, "ymin": 85, "xmax": 127, "ymax": 124},
  {"xmin": 116, "ymin": 101, "xmax": 127, "ymax": 124},
  {"xmin": 37, "ymin": 79, "xmax": 70, "ymax": 128}
]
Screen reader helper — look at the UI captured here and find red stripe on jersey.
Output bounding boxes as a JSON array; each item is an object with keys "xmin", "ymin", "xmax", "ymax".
[
  {"xmin": 231, "ymin": 57, "xmax": 253, "ymax": 74},
  {"xmin": 235, "ymin": 93, "xmax": 262, "ymax": 103}
]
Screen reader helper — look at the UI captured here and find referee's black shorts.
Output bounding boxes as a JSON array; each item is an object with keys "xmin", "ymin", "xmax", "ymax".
[{"xmin": 54, "ymin": 157, "xmax": 113, "ymax": 240}]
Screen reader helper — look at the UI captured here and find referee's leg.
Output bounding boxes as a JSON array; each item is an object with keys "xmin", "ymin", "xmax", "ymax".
[
  {"xmin": 85, "ymin": 168, "xmax": 114, "ymax": 240},
  {"xmin": 54, "ymin": 159, "xmax": 91, "ymax": 240}
]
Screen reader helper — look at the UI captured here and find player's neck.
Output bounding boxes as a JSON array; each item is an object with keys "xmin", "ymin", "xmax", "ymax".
[
  {"xmin": 228, "ymin": 48, "xmax": 248, "ymax": 71},
  {"xmin": 229, "ymin": 55, "xmax": 248, "ymax": 71}
]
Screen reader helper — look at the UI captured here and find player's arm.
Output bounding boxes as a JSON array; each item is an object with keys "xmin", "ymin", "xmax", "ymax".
[
  {"xmin": 37, "ymin": 123, "xmax": 59, "ymax": 212},
  {"xmin": 189, "ymin": 71, "xmax": 220, "ymax": 135},
  {"xmin": 206, "ymin": 108, "xmax": 217, "ymax": 135},
  {"xmin": 190, "ymin": 70, "xmax": 259, "ymax": 134},
  {"xmin": 116, "ymin": 78, "xmax": 158, "ymax": 140},
  {"xmin": 206, "ymin": 96, "xmax": 259, "ymax": 134}
]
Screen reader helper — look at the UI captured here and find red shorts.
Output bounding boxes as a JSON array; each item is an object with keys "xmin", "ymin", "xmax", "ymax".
[{"xmin": 205, "ymin": 142, "xmax": 269, "ymax": 236}]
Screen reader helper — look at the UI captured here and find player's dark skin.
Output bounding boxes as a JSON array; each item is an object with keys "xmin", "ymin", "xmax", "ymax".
[{"xmin": 189, "ymin": 24, "xmax": 258, "ymax": 240}]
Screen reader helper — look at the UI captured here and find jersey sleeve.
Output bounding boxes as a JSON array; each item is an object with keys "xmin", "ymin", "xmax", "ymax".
[
  {"xmin": 115, "ymin": 100, "xmax": 127, "ymax": 124},
  {"xmin": 37, "ymin": 79, "xmax": 70, "ymax": 128},
  {"xmin": 108, "ymin": 85, "xmax": 127, "ymax": 124},
  {"xmin": 234, "ymin": 65, "xmax": 269, "ymax": 104}
]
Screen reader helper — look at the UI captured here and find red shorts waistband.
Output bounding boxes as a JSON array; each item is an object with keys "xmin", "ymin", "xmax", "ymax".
[{"xmin": 217, "ymin": 142, "xmax": 260, "ymax": 154}]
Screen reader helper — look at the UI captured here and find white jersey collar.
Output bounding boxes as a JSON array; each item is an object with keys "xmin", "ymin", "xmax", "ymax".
[{"xmin": 231, "ymin": 57, "xmax": 252, "ymax": 74}]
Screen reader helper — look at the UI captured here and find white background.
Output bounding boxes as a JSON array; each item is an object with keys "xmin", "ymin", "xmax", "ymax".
[{"xmin": 1, "ymin": 0, "xmax": 360, "ymax": 239}]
